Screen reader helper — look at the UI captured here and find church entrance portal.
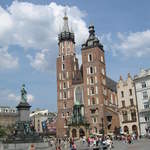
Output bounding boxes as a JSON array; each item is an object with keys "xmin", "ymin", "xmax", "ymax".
[
  {"xmin": 72, "ymin": 129, "xmax": 77, "ymax": 138},
  {"xmin": 79, "ymin": 128, "xmax": 85, "ymax": 137}
]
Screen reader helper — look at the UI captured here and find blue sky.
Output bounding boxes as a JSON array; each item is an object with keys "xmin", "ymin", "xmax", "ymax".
[{"xmin": 0, "ymin": 0, "xmax": 150, "ymax": 111}]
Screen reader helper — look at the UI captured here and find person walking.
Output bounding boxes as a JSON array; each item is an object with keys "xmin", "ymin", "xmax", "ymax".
[{"xmin": 71, "ymin": 142, "xmax": 77, "ymax": 150}]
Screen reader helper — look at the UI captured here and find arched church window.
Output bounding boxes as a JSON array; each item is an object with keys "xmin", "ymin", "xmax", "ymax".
[
  {"xmin": 91, "ymin": 87, "xmax": 95, "ymax": 95},
  {"xmin": 88, "ymin": 54, "xmax": 93, "ymax": 62},
  {"xmin": 90, "ymin": 66, "xmax": 93, "ymax": 74},
  {"xmin": 75, "ymin": 86, "xmax": 83, "ymax": 104},
  {"xmin": 90, "ymin": 77, "xmax": 94, "ymax": 84},
  {"xmin": 92, "ymin": 97, "xmax": 95, "ymax": 105}
]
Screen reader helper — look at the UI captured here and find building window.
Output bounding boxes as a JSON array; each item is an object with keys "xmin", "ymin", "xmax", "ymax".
[
  {"xmin": 91, "ymin": 87, "xmax": 95, "ymax": 95},
  {"xmin": 122, "ymin": 111, "xmax": 128, "ymax": 122},
  {"xmin": 62, "ymin": 64, "xmax": 65, "ymax": 70},
  {"xmin": 131, "ymin": 110, "xmax": 136, "ymax": 121},
  {"xmin": 90, "ymin": 67, "xmax": 94, "ymax": 74},
  {"xmin": 92, "ymin": 98, "xmax": 95, "ymax": 105},
  {"xmin": 62, "ymin": 55, "xmax": 65, "ymax": 61},
  {"xmin": 121, "ymin": 91, "xmax": 124, "ymax": 98},
  {"xmin": 101, "ymin": 68, "xmax": 105, "ymax": 75},
  {"xmin": 95, "ymin": 76, "xmax": 97, "ymax": 83},
  {"xmin": 130, "ymin": 99, "xmax": 134, "ymax": 106},
  {"xmin": 63, "ymin": 91, "xmax": 67, "ymax": 99},
  {"xmin": 88, "ymin": 99, "xmax": 90, "ymax": 106},
  {"xmin": 92, "ymin": 117, "xmax": 97, "ymax": 123},
  {"xmin": 129, "ymin": 89, "xmax": 132, "ymax": 96},
  {"xmin": 143, "ymin": 91, "xmax": 148, "ymax": 99},
  {"xmin": 145, "ymin": 116, "xmax": 150, "ymax": 122},
  {"xmin": 63, "ymin": 82, "xmax": 66, "ymax": 89},
  {"xmin": 88, "ymin": 54, "xmax": 93, "ymax": 62},
  {"xmin": 142, "ymin": 82, "xmax": 146, "ymax": 88},
  {"xmin": 101, "ymin": 56, "xmax": 104, "ymax": 62},
  {"xmin": 90, "ymin": 77, "xmax": 94, "ymax": 84},
  {"xmin": 144, "ymin": 102, "xmax": 149, "ymax": 109},
  {"xmin": 122, "ymin": 101, "xmax": 125, "ymax": 107}
]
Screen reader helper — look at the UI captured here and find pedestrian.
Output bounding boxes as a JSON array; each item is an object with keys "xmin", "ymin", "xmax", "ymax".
[
  {"xmin": 87, "ymin": 137, "xmax": 90, "ymax": 147},
  {"xmin": 106, "ymin": 137, "xmax": 112, "ymax": 150},
  {"xmin": 71, "ymin": 142, "xmax": 77, "ymax": 150}
]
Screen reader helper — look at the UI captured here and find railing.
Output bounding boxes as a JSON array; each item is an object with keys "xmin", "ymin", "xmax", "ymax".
[{"xmin": 122, "ymin": 119, "xmax": 137, "ymax": 123}]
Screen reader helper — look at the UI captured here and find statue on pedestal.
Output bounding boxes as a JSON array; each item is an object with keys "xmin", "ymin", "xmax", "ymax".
[
  {"xmin": 21, "ymin": 84, "xmax": 27, "ymax": 103},
  {"xmin": 4, "ymin": 84, "xmax": 42, "ymax": 143}
]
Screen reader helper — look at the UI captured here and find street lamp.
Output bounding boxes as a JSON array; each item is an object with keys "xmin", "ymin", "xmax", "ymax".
[{"xmin": 101, "ymin": 118, "xmax": 104, "ymax": 141}]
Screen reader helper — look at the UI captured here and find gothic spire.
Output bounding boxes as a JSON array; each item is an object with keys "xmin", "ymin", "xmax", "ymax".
[
  {"xmin": 62, "ymin": 11, "xmax": 69, "ymax": 32},
  {"xmin": 58, "ymin": 11, "xmax": 75, "ymax": 44}
]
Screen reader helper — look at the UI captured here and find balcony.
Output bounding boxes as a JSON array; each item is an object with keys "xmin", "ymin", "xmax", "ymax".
[
  {"xmin": 140, "ymin": 108, "xmax": 150, "ymax": 114},
  {"xmin": 122, "ymin": 118, "xmax": 137, "ymax": 123}
]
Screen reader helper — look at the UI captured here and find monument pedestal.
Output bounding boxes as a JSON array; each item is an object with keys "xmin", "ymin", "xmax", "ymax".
[{"xmin": 4, "ymin": 85, "xmax": 43, "ymax": 144}]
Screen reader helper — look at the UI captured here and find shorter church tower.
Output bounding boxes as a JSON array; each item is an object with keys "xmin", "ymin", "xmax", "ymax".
[{"xmin": 81, "ymin": 25, "xmax": 107, "ymax": 134}]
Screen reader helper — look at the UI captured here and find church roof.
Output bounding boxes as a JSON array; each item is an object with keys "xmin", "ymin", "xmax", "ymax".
[
  {"xmin": 106, "ymin": 76, "xmax": 117, "ymax": 92},
  {"xmin": 82, "ymin": 25, "xmax": 103, "ymax": 50}
]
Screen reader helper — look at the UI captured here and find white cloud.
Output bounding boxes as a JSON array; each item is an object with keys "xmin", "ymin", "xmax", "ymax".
[
  {"xmin": 0, "ymin": 88, "xmax": 35, "ymax": 104},
  {"xmin": 0, "ymin": 1, "xmax": 88, "ymax": 71},
  {"xmin": 102, "ymin": 30, "xmax": 150, "ymax": 57},
  {"xmin": 27, "ymin": 49, "xmax": 51, "ymax": 72},
  {"xmin": 27, "ymin": 94, "xmax": 34, "ymax": 103},
  {"xmin": 0, "ymin": 47, "xmax": 18, "ymax": 70},
  {"xmin": 8, "ymin": 93, "xmax": 20, "ymax": 101},
  {"xmin": 8, "ymin": 92, "xmax": 34, "ymax": 103},
  {"xmin": 0, "ymin": 1, "xmax": 89, "ymax": 72}
]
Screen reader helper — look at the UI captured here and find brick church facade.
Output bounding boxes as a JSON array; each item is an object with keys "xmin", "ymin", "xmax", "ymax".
[{"xmin": 56, "ymin": 14, "xmax": 119, "ymax": 138}]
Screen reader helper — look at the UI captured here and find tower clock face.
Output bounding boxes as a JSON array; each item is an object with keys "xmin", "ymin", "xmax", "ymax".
[{"xmin": 75, "ymin": 86, "xmax": 83, "ymax": 104}]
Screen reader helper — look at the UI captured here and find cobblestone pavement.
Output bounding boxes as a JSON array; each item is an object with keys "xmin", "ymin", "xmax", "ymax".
[
  {"xmin": 49, "ymin": 138, "xmax": 150, "ymax": 150},
  {"xmin": 113, "ymin": 138, "xmax": 150, "ymax": 150},
  {"xmin": 0, "ymin": 138, "xmax": 150, "ymax": 150},
  {"xmin": 60, "ymin": 138, "xmax": 150, "ymax": 150}
]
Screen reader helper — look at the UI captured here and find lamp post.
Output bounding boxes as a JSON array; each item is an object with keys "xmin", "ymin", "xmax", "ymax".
[{"xmin": 101, "ymin": 118, "xmax": 104, "ymax": 141}]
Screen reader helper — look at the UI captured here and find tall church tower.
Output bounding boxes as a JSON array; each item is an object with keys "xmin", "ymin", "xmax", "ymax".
[
  {"xmin": 82, "ymin": 25, "xmax": 107, "ymax": 133},
  {"xmin": 56, "ymin": 13, "xmax": 80, "ymax": 137}
]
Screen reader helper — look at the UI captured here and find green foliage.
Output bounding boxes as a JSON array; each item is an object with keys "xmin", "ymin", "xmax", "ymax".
[{"xmin": 0, "ymin": 126, "xmax": 6, "ymax": 137}]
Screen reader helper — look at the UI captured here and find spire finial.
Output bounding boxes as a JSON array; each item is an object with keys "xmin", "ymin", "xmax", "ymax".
[{"xmin": 62, "ymin": 8, "xmax": 69, "ymax": 32}]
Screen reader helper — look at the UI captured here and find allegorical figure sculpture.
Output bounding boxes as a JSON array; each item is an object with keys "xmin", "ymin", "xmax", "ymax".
[{"xmin": 21, "ymin": 84, "xmax": 27, "ymax": 103}]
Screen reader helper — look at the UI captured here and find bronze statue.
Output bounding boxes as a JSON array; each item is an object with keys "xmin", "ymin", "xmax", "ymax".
[{"xmin": 21, "ymin": 84, "xmax": 27, "ymax": 103}]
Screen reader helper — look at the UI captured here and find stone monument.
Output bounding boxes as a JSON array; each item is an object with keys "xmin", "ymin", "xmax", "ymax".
[{"xmin": 4, "ymin": 84, "xmax": 42, "ymax": 143}]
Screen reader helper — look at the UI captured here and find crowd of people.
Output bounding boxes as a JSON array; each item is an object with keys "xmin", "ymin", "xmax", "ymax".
[{"xmin": 45, "ymin": 133, "xmax": 138, "ymax": 150}]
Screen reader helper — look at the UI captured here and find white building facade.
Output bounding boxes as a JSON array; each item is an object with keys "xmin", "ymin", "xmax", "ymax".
[
  {"xmin": 117, "ymin": 74, "xmax": 139, "ymax": 136},
  {"xmin": 134, "ymin": 69, "xmax": 150, "ymax": 136}
]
